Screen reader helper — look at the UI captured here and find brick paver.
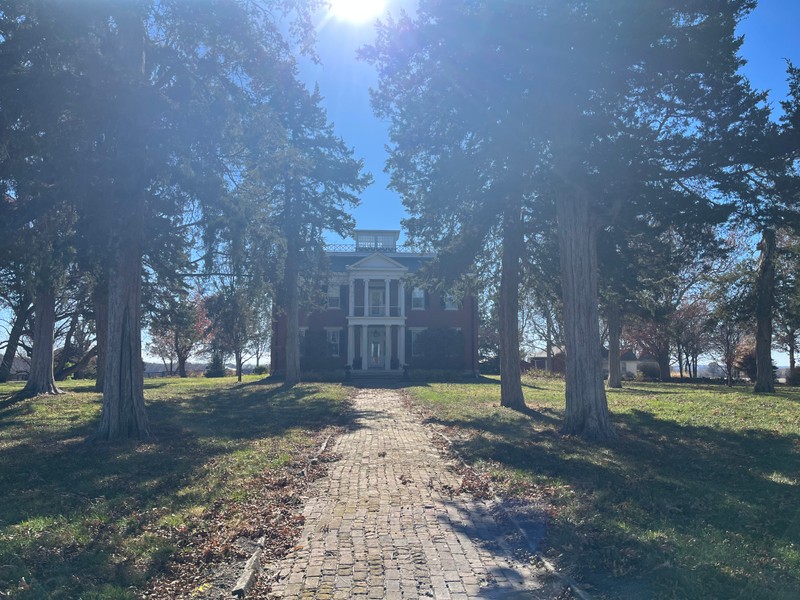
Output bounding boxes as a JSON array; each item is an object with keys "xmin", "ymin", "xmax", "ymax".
[{"xmin": 268, "ymin": 387, "xmax": 561, "ymax": 599}]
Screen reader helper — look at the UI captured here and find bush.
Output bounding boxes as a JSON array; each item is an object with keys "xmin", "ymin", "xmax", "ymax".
[
  {"xmin": 300, "ymin": 330, "xmax": 346, "ymax": 372},
  {"xmin": 636, "ymin": 362, "xmax": 660, "ymax": 381},
  {"xmin": 479, "ymin": 356, "xmax": 500, "ymax": 375},
  {"xmin": 735, "ymin": 349, "xmax": 777, "ymax": 383},
  {"xmin": 409, "ymin": 327, "xmax": 465, "ymax": 371},
  {"xmin": 253, "ymin": 365, "xmax": 268, "ymax": 375},
  {"xmin": 785, "ymin": 367, "xmax": 800, "ymax": 386}
]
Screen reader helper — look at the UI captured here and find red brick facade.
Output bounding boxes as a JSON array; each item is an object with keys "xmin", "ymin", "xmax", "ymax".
[{"xmin": 270, "ymin": 231, "xmax": 479, "ymax": 375}]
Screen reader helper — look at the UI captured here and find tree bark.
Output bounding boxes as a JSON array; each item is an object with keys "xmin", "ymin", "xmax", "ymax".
[
  {"xmin": 93, "ymin": 281, "xmax": 109, "ymax": 392},
  {"xmin": 55, "ymin": 310, "xmax": 79, "ymax": 378},
  {"xmin": 91, "ymin": 9, "xmax": 152, "ymax": 440},
  {"xmin": 545, "ymin": 310, "xmax": 554, "ymax": 373},
  {"xmin": 176, "ymin": 353, "xmax": 188, "ymax": 378},
  {"xmin": 789, "ymin": 335, "xmax": 796, "ymax": 373},
  {"xmin": 235, "ymin": 347, "xmax": 243, "ymax": 383},
  {"xmin": 556, "ymin": 189, "xmax": 614, "ymax": 440},
  {"xmin": 0, "ymin": 298, "xmax": 32, "ymax": 383},
  {"xmin": 754, "ymin": 228, "xmax": 776, "ymax": 393},
  {"xmin": 23, "ymin": 286, "xmax": 62, "ymax": 396},
  {"xmin": 92, "ymin": 228, "xmax": 151, "ymax": 441},
  {"xmin": 284, "ymin": 236, "xmax": 301, "ymax": 386},
  {"xmin": 606, "ymin": 298, "xmax": 622, "ymax": 389},
  {"xmin": 657, "ymin": 348, "xmax": 672, "ymax": 382},
  {"xmin": 498, "ymin": 206, "xmax": 526, "ymax": 410}
]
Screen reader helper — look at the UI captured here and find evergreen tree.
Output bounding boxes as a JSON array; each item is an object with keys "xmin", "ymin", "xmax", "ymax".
[{"xmin": 366, "ymin": 0, "xmax": 760, "ymax": 439}]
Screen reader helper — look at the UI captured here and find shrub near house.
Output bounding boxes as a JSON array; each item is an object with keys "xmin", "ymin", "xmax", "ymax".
[
  {"xmin": 410, "ymin": 327, "xmax": 465, "ymax": 371},
  {"xmin": 301, "ymin": 329, "xmax": 347, "ymax": 371}
]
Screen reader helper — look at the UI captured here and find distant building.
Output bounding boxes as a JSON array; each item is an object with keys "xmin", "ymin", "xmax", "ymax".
[
  {"xmin": 270, "ymin": 230, "xmax": 479, "ymax": 376},
  {"xmin": 601, "ymin": 348, "xmax": 660, "ymax": 379}
]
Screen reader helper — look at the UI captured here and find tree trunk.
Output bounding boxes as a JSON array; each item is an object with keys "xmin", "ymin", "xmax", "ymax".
[
  {"xmin": 789, "ymin": 336, "xmax": 796, "ymax": 373},
  {"xmin": 657, "ymin": 349, "xmax": 671, "ymax": 382},
  {"xmin": 556, "ymin": 189, "xmax": 614, "ymax": 440},
  {"xmin": 23, "ymin": 286, "xmax": 62, "ymax": 396},
  {"xmin": 57, "ymin": 346, "xmax": 98, "ymax": 380},
  {"xmin": 235, "ymin": 347, "xmax": 243, "ymax": 382},
  {"xmin": 93, "ymin": 281, "xmax": 109, "ymax": 392},
  {"xmin": 55, "ymin": 311, "xmax": 79, "ymax": 378},
  {"xmin": 92, "ymin": 228, "xmax": 151, "ymax": 441},
  {"xmin": 754, "ymin": 228, "xmax": 776, "ymax": 393},
  {"xmin": 676, "ymin": 345, "xmax": 684, "ymax": 378},
  {"xmin": 177, "ymin": 353, "xmax": 188, "ymax": 377},
  {"xmin": 498, "ymin": 206, "xmax": 526, "ymax": 410},
  {"xmin": 545, "ymin": 311, "xmax": 554, "ymax": 373},
  {"xmin": 284, "ymin": 237, "xmax": 301, "ymax": 386},
  {"xmin": 0, "ymin": 298, "xmax": 32, "ymax": 383},
  {"xmin": 91, "ymin": 9, "xmax": 151, "ymax": 440},
  {"xmin": 606, "ymin": 298, "xmax": 622, "ymax": 389}
]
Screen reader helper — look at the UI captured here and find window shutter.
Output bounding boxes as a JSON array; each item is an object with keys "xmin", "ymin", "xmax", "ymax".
[
  {"xmin": 340, "ymin": 328, "xmax": 347, "ymax": 357},
  {"xmin": 405, "ymin": 329, "xmax": 412, "ymax": 363},
  {"xmin": 340, "ymin": 285, "xmax": 348, "ymax": 312},
  {"xmin": 424, "ymin": 290, "xmax": 429, "ymax": 310}
]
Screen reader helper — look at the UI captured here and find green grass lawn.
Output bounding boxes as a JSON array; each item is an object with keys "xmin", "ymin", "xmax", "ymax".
[
  {"xmin": 0, "ymin": 376, "xmax": 352, "ymax": 599},
  {"xmin": 407, "ymin": 376, "xmax": 800, "ymax": 600}
]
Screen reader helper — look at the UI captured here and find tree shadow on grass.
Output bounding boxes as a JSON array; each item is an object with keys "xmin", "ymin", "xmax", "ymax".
[
  {"xmin": 431, "ymin": 406, "xmax": 800, "ymax": 600},
  {"xmin": 0, "ymin": 390, "xmax": 33, "ymax": 411},
  {"xmin": 0, "ymin": 382, "xmax": 361, "ymax": 598}
]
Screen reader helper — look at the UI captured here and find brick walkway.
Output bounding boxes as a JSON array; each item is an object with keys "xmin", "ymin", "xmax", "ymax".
[{"xmin": 268, "ymin": 387, "xmax": 562, "ymax": 599}]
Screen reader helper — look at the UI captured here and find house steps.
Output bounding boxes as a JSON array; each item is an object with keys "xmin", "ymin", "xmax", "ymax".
[{"xmin": 349, "ymin": 370, "xmax": 403, "ymax": 380}]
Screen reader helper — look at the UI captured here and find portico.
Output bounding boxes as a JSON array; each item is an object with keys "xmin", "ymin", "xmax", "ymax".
[{"xmin": 345, "ymin": 253, "xmax": 408, "ymax": 371}]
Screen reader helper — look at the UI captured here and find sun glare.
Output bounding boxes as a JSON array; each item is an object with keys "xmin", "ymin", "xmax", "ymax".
[{"xmin": 329, "ymin": 0, "xmax": 387, "ymax": 25}]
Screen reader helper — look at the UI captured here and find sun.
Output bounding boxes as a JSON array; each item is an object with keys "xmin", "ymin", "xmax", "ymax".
[{"xmin": 329, "ymin": 0, "xmax": 387, "ymax": 25}]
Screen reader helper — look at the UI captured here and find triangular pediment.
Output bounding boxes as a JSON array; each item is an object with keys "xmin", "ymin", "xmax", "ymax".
[{"xmin": 346, "ymin": 252, "xmax": 408, "ymax": 271}]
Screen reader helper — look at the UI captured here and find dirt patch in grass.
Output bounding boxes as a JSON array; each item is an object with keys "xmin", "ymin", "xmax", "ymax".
[{"xmin": 144, "ymin": 441, "xmax": 344, "ymax": 599}]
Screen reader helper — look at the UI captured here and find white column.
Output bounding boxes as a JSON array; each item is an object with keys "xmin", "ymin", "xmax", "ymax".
[
  {"xmin": 385, "ymin": 325, "xmax": 392, "ymax": 370},
  {"xmin": 347, "ymin": 324, "xmax": 355, "ymax": 365},
  {"xmin": 398, "ymin": 325, "xmax": 406, "ymax": 366},
  {"xmin": 361, "ymin": 325, "xmax": 368, "ymax": 370},
  {"xmin": 384, "ymin": 278, "xmax": 391, "ymax": 317},
  {"xmin": 363, "ymin": 278, "xmax": 370, "ymax": 317},
  {"xmin": 348, "ymin": 276, "xmax": 355, "ymax": 317},
  {"xmin": 399, "ymin": 280, "xmax": 405, "ymax": 317}
]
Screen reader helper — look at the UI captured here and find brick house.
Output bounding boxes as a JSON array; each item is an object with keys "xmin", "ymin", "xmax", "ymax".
[{"xmin": 270, "ymin": 230, "xmax": 479, "ymax": 376}]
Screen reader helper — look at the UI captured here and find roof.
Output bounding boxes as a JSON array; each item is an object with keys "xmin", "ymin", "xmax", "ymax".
[{"xmin": 328, "ymin": 252, "xmax": 432, "ymax": 273}]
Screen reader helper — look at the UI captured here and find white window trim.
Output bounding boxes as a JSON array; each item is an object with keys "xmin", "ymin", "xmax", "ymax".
[
  {"xmin": 327, "ymin": 284, "xmax": 341, "ymax": 309},
  {"xmin": 411, "ymin": 287, "xmax": 425, "ymax": 310}
]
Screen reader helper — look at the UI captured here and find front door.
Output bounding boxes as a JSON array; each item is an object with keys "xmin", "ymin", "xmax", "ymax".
[{"xmin": 369, "ymin": 326, "xmax": 385, "ymax": 369}]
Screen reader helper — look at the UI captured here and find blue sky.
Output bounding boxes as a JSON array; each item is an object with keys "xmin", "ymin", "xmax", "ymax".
[{"xmin": 303, "ymin": 0, "xmax": 800, "ymax": 242}]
